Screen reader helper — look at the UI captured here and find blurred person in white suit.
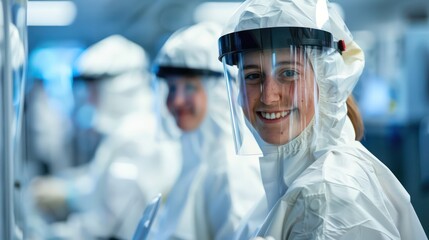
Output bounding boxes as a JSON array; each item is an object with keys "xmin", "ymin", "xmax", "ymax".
[{"xmin": 30, "ymin": 35, "xmax": 181, "ymax": 240}]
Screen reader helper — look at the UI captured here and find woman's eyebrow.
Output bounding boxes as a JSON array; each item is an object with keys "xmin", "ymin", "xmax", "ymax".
[
  {"xmin": 242, "ymin": 64, "xmax": 261, "ymax": 70},
  {"xmin": 275, "ymin": 61, "xmax": 302, "ymax": 67},
  {"xmin": 243, "ymin": 61, "xmax": 303, "ymax": 70}
]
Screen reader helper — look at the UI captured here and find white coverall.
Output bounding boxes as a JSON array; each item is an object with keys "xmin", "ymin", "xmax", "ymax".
[{"xmin": 237, "ymin": 117, "xmax": 427, "ymax": 240}]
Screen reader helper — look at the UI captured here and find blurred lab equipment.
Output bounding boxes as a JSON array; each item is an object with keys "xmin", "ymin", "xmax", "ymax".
[
  {"xmin": 419, "ymin": 117, "xmax": 429, "ymax": 190},
  {"xmin": 355, "ymin": 26, "xmax": 429, "ymax": 125},
  {"xmin": 1, "ymin": 0, "xmax": 27, "ymax": 239}
]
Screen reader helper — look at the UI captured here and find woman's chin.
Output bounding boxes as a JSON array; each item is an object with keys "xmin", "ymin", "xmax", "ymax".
[{"xmin": 260, "ymin": 134, "xmax": 291, "ymax": 145}]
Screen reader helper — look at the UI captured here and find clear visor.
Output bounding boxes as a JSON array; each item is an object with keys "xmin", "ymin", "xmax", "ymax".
[{"xmin": 223, "ymin": 46, "xmax": 334, "ymax": 155}]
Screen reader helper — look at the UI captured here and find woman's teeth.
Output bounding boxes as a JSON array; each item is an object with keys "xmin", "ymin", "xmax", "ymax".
[{"xmin": 260, "ymin": 111, "xmax": 290, "ymax": 120}]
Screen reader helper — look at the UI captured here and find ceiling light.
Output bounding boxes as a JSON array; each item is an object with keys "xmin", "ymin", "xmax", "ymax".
[{"xmin": 28, "ymin": 1, "xmax": 77, "ymax": 26}]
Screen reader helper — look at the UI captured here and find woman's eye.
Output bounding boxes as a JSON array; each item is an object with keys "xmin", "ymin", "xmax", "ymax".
[
  {"xmin": 168, "ymin": 84, "xmax": 176, "ymax": 93},
  {"xmin": 278, "ymin": 69, "xmax": 299, "ymax": 82},
  {"xmin": 244, "ymin": 73, "xmax": 262, "ymax": 84},
  {"xmin": 184, "ymin": 83, "xmax": 198, "ymax": 94}
]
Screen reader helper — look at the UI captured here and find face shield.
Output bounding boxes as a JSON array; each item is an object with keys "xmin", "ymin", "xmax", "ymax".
[
  {"xmin": 218, "ymin": 0, "xmax": 359, "ymax": 156},
  {"xmin": 220, "ymin": 28, "xmax": 344, "ymax": 155}
]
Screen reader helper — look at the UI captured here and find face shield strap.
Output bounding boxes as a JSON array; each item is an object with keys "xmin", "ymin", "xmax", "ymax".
[
  {"xmin": 154, "ymin": 66, "xmax": 223, "ymax": 79},
  {"xmin": 73, "ymin": 73, "xmax": 119, "ymax": 83},
  {"xmin": 219, "ymin": 27, "xmax": 343, "ymax": 66}
]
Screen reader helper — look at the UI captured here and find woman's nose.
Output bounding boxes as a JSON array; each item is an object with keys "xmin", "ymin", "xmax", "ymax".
[
  {"xmin": 260, "ymin": 76, "xmax": 281, "ymax": 105},
  {"xmin": 169, "ymin": 89, "xmax": 186, "ymax": 107}
]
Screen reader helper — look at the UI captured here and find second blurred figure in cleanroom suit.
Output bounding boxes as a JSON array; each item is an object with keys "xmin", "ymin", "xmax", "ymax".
[
  {"xmin": 148, "ymin": 22, "xmax": 264, "ymax": 240},
  {"xmin": 218, "ymin": 0, "xmax": 427, "ymax": 239},
  {"xmin": 30, "ymin": 35, "xmax": 181, "ymax": 240}
]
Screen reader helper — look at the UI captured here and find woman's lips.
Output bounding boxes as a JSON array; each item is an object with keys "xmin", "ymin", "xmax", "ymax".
[
  {"xmin": 174, "ymin": 108, "xmax": 193, "ymax": 118},
  {"xmin": 256, "ymin": 110, "xmax": 292, "ymax": 123}
]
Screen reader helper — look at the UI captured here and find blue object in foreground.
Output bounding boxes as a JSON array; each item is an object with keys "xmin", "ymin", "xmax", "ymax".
[{"xmin": 132, "ymin": 193, "xmax": 162, "ymax": 240}]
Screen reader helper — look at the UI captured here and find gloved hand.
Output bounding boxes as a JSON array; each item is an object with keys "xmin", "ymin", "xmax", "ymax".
[{"xmin": 30, "ymin": 176, "xmax": 70, "ymax": 222}]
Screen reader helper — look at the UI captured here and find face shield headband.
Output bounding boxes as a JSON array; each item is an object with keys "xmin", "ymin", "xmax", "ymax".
[
  {"xmin": 154, "ymin": 65, "xmax": 223, "ymax": 79},
  {"xmin": 218, "ymin": 27, "xmax": 345, "ymax": 66}
]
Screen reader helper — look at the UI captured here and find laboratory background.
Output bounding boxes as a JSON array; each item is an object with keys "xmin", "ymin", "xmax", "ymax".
[{"xmin": 1, "ymin": 0, "xmax": 429, "ymax": 239}]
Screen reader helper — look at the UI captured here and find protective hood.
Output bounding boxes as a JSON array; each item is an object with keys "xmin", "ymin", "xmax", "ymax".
[
  {"xmin": 75, "ymin": 35, "xmax": 152, "ymax": 134},
  {"xmin": 76, "ymin": 35, "xmax": 149, "ymax": 78},
  {"xmin": 223, "ymin": 0, "xmax": 352, "ymax": 43},
  {"xmin": 155, "ymin": 22, "xmax": 224, "ymax": 77},
  {"xmin": 218, "ymin": 0, "xmax": 365, "ymax": 209}
]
